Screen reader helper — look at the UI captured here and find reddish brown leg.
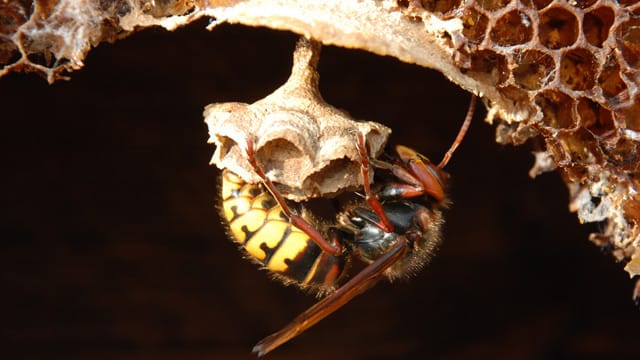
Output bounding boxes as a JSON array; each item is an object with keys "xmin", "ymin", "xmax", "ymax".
[
  {"xmin": 370, "ymin": 150, "xmax": 444, "ymax": 202},
  {"xmin": 355, "ymin": 132, "xmax": 394, "ymax": 233},
  {"xmin": 244, "ymin": 139, "xmax": 342, "ymax": 255},
  {"xmin": 253, "ymin": 236, "xmax": 408, "ymax": 357}
]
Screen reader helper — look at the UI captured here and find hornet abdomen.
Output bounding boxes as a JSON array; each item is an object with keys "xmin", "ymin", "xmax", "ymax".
[{"xmin": 219, "ymin": 170, "xmax": 345, "ymax": 293}]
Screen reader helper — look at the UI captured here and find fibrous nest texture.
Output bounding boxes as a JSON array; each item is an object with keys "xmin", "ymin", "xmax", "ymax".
[
  {"xmin": 204, "ymin": 38, "xmax": 391, "ymax": 200},
  {"xmin": 1, "ymin": 1, "xmax": 639, "ymax": 280}
]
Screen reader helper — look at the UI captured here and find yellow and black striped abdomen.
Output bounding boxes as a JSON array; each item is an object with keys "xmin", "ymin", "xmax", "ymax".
[{"xmin": 219, "ymin": 170, "xmax": 345, "ymax": 293}]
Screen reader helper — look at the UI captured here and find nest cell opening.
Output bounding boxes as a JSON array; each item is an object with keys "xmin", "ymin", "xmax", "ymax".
[{"xmin": 539, "ymin": 6, "xmax": 579, "ymax": 50}]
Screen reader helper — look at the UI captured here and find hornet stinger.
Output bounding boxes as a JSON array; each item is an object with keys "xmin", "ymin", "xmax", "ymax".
[{"xmin": 219, "ymin": 96, "xmax": 477, "ymax": 357}]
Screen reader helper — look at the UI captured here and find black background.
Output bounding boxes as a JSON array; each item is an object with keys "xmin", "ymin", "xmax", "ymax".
[{"xmin": 1, "ymin": 21, "xmax": 638, "ymax": 360}]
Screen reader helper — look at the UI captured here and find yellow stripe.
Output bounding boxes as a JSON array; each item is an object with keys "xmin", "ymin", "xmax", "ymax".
[
  {"xmin": 245, "ymin": 220, "xmax": 289, "ymax": 262},
  {"xmin": 302, "ymin": 253, "xmax": 323, "ymax": 285},
  {"xmin": 239, "ymin": 184, "xmax": 259, "ymax": 197},
  {"xmin": 229, "ymin": 207, "xmax": 267, "ymax": 244},
  {"xmin": 267, "ymin": 206, "xmax": 287, "ymax": 221},
  {"xmin": 252, "ymin": 192, "xmax": 274, "ymax": 210},
  {"xmin": 221, "ymin": 196, "xmax": 251, "ymax": 222},
  {"xmin": 268, "ymin": 230, "xmax": 310, "ymax": 272}
]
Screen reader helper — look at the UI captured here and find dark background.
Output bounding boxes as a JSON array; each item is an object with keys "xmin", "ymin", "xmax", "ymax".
[{"xmin": 1, "ymin": 22, "xmax": 638, "ymax": 360}]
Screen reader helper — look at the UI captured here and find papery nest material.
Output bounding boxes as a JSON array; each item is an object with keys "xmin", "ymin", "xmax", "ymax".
[{"xmin": 204, "ymin": 37, "xmax": 391, "ymax": 201}]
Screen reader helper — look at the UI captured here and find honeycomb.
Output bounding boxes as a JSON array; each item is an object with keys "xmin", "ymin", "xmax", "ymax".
[
  {"xmin": 400, "ymin": 0, "xmax": 640, "ymax": 281},
  {"xmin": 1, "ymin": 1, "xmax": 639, "ymax": 289}
]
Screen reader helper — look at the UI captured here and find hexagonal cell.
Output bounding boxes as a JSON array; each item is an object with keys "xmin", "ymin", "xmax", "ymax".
[
  {"xmin": 577, "ymin": 98, "xmax": 615, "ymax": 136},
  {"xmin": 539, "ymin": 6, "xmax": 579, "ymax": 49},
  {"xmin": 559, "ymin": 48, "xmax": 597, "ymax": 91},
  {"xmin": 463, "ymin": 49, "xmax": 509, "ymax": 85},
  {"xmin": 623, "ymin": 95, "xmax": 640, "ymax": 132},
  {"xmin": 601, "ymin": 136, "xmax": 640, "ymax": 171},
  {"xmin": 618, "ymin": 16, "xmax": 640, "ymax": 68},
  {"xmin": 558, "ymin": 128, "xmax": 600, "ymax": 165},
  {"xmin": 572, "ymin": 0, "xmax": 597, "ymax": 9},
  {"xmin": 475, "ymin": 0, "xmax": 511, "ymax": 12},
  {"xmin": 0, "ymin": 2, "xmax": 30, "ymax": 36},
  {"xmin": 490, "ymin": 10, "xmax": 533, "ymax": 46},
  {"xmin": 535, "ymin": 90, "xmax": 576, "ymax": 129},
  {"xmin": 513, "ymin": 50, "xmax": 555, "ymax": 90},
  {"xmin": 0, "ymin": 38, "xmax": 20, "ymax": 65},
  {"xmin": 598, "ymin": 54, "xmax": 627, "ymax": 99},
  {"xmin": 461, "ymin": 7, "xmax": 488, "ymax": 43},
  {"xmin": 584, "ymin": 7, "xmax": 615, "ymax": 48},
  {"xmin": 26, "ymin": 49, "xmax": 59, "ymax": 69},
  {"xmin": 498, "ymin": 85, "xmax": 530, "ymax": 104},
  {"xmin": 418, "ymin": 0, "xmax": 462, "ymax": 14},
  {"xmin": 19, "ymin": 23, "xmax": 70, "ymax": 70}
]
